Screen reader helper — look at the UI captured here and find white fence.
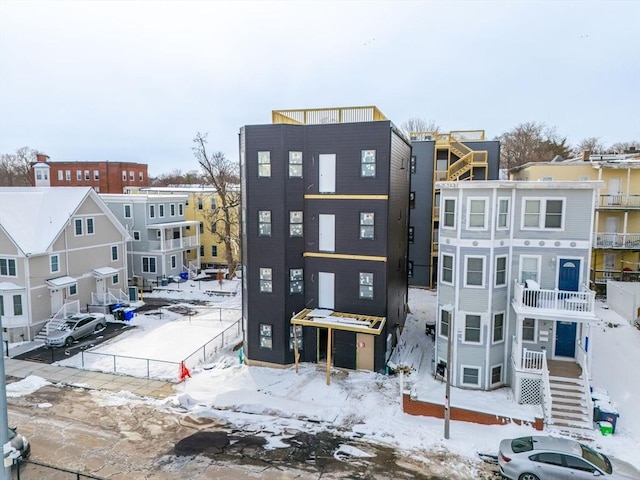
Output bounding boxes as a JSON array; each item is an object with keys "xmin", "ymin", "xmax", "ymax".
[{"xmin": 606, "ymin": 280, "xmax": 640, "ymax": 324}]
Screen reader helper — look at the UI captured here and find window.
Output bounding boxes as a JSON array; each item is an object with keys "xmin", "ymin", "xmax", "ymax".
[
  {"xmin": 110, "ymin": 245, "xmax": 119, "ymax": 261},
  {"xmin": 259, "ymin": 211, "xmax": 272, "ymax": 236},
  {"xmin": 77, "ymin": 170, "xmax": 82, "ymax": 181},
  {"xmin": 464, "ymin": 315, "xmax": 481, "ymax": 343},
  {"xmin": 130, "ymin": 171, "xmax": 134, "ymax": 181},
  {"xmin": 520, "ymin": 256, "xmax": 539, "ymax": 283},
  {"xmin": 462, "ymin": 366, "xmax": 480, "ymax": 386},
  {"xmin": 124, "ymin": 204, "xmax": 132, "ymax": 218},
  {"xmin": 139, "ymin": 172, "xmax": 144, "ymax": 181},
  {"xmin": 408, "ymin": 226, "xmax": 414, "ymax": 243},
  {"xmin": 94, "ymin": 170, "xmax": 99, "ymax": 180},
  {"xmin": 149, "ymin": 205, "xmax": 156, "ymax": 218},
  {"xmin": 178, "ymin": 203, "xmax": 184, "ymax": 215},
  {"xmin": 68, "ymin": 283, "xmax": 77, "ymax": 296},
  {"xmin": 58, "ymin": 170, "xmax": 63, "ymax": 181},
  {"xmin": 260, "ymin": 268, "xmax": 272, "ymax": 293},
  {"xmin": 211, "ymin": 245, "xmax": 217, "ymax": 257},
  {"xmin": 0, "ymin": 296, "xmax": 3, "ymax": 316},
  {"xmin": 410, "ymin": 156, "xmax": 416, "ymax": 173},
  {"xmin": 443, "ymin": 199, "xmax": 456, "ymax": 228},
  {"xmin": 495, "ymin": 256, "xmax": 507, "ymax": 287},
  {"xmin": 12, "ymin": 295, "xmax": 22, "ymax": 316},
  {"xmin": 50, "ymin": 255, "xmax": 59, "ymax": 273},
  {"xmin": 408, "ymin": 261, "xmax": 414, "ymax": 277},
  {"xmin": 142, "ymin": 257, "xmax": 157, "ymax": 273},
  {"xmin": 199, "ymin": 222, "xmax": 204, "ymax": 234},
  {"xmin": 170, "ymin": 204, "xmax": 176, "ymax": 216},
  {"xmin": 122, "ymin": 171, "xmax": 127, "ymax": 181},
  {"xmin": 497, "ymin": 198, "xmax": 510, "ymax": 229},
  {"xmin": 531, "ymin": 453, "xmax": 563, "ymax": 467},
  {"xmin": 522, "ymin": 198, "xmax": 564, "ymax": 229},
  {"xmin": 441, "ymin": 254, "xmax": 454, "ymax": 285},
  {"xmin": 359, "ymin": 272, "xmax": 373, "ymax": 299},
  {"xmin": 259, "ymin": 324, "xmax": 272, "ymax": 349},
  {"xmin": 0, "ymin": 258, "xmax": 17, "ymax": 276},
  {"xmin": 36, "ymin": 170, "xmax": 42, "ymax": 180},
  {"xmin": 409, "ymin": 192, "xmax": 415, "ymax": 209},
  {"xmin": 171, "ymin": 255, "xmax": 177, "ymax": 269},
  {"xmin": 74, "ymin": 218, "xmax": 83, "ymax": 235},
  {"xmin": 159, "ymin": 204, "xmax": 165, "ymax": 218},
  {"xmin": 564, "ymin": 455, "xmax": 596, "ymax": 473},
  {"xmin": 289, "ymin": 211, "xmax": 303, "ymax": 237},
  {"xmin": 86, "ymin": 218, "xmax": 94, "ymax": 235},
  {"xmin": 210, "ymin": 197, "xmax": 216, "ymax": 209},
  {"xmin": 359, "ymin": 212, "xmax": 374, "ymax": 239},
  {"xmin": 199, "ymin": 245, "xmax": 205, "ymax": 256},
  {"xmin": 493, "ymin": 313, "xmax": 505, "ymax": 343},
  {"xmin": 361, "ymin": 150, "xmax": 376, "ymax": 177},
  {"xmin": 197, "ymin": 197, "xmax": 203, "ymax": 210},
  {"xmin": 290, "ymin": 268, "xmax": 303, "ymax": 294},
  {"xmin": 468, "ymin": 198, "xmax": 487, "ymax": 229},
  {"xmin": 289, "ymin": 325, "xmax": 303, "ymax": 351},
  {"xmin": 523, "ymin": 318, "xmax": 536, "ymax": 342},
  {"xmin": 210, "ymin": 222, "xmax": 217, "ymax": 233},
  {"xmin": 439, "ymin": 309, "xmax": 450, "ymax": 338},
  {"xmin": 491, "ymin": 365, "xmax": 502, "ymax": 386},
  {"xmin": 112, "ymin": 274, "xmax": 119, "ymax": 285},
  {"xmin": 258, "ymin": 151, "xmax": 271, "ymax": 177},
  {"xmin": 83, "ymin": 170, "xmax": 89, "ymax": 180},
  {"xmin": 133, "ymin": 231, "xmax": 140, "ymax": 241},
  {"xmin": 289, "ymin": 151, "xmax": 302, "ymax": 177},
  {"xmin": 465, "ymin": 256, "xmax": 484, "ymax": 287},
  {"xmin": 65, "ymin": 170, "xmax": 71, "ymax": 181}
]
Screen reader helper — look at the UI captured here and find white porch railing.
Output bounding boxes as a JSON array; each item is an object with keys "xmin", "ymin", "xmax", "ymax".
[
  {"xmin": 540, "ymin": 354, "xmax": 553, "ymax": 424},
  {"xmin": 513, "ymin": 280, "xmax": 595, "ymax": 315},
  {"xmin": 598, "ymin": 194, "xmax": 640, "ymax": 209},
  {"xmin": 46, "ymin": 300, "xmax": 80, "ymax": 335},
  {"xmin": 148, "ymin": 235, "xmax": 199, "ymax": 251},
  {"xmin": 577, "ymin": 343, "xmax": 594, "ymax": 426},
  {"xmin": 91, "ymin": 289, "xmax": 130, "ymax": 306},
  {"xmin": 511, "ymin": 335, "xmax": 546, "ymax": 372}
]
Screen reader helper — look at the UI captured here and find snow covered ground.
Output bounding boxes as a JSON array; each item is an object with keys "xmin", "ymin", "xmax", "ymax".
[{"xmin": 8, "ymin": 279, "xmax": 640, "ymax": 474}]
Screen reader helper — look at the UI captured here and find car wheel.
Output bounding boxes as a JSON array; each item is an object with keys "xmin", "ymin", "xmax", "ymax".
[
  {"xmin": 95, "ymin": 323, "xmax": 105, "ymax": 333},
  {"xmin": 518, "ymin": 474, "xmax": 540, "ymax": 480},
  {"xmin": 65, "ymin": 337, "xmax": 74, "ymax": 346}
]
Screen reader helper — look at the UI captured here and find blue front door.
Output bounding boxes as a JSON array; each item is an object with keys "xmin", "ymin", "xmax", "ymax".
[
  {"xmin": 558, "ymin": 258, "xmax": 580, "ymax": 292},
  {"xmin": 555, "ymin": 321, "xmax": 577, "ymax": 358}
]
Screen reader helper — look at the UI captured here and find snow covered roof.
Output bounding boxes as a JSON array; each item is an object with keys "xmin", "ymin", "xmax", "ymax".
[
  {"xmin": 46, "ymin": 275, "xmax": 77, "ymax": 287},
  {"xmin": 93, "ymin": 267, "xmax": 119, "ymax": 277},
  {"xmin": 0, "ymin": 281, "xmax": 24, "ymax": 292},
  {"xmin": 0, "ymin": 187, "xmax": 127, "ymax": 256}
]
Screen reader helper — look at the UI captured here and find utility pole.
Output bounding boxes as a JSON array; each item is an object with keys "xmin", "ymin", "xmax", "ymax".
[
  {"xmin": 444, "ymin": 312, "xmax": 453, "ymax": 440},
  {"xmin": 0, "ymin": 314, "xmax": 12, "ymax": 479}
]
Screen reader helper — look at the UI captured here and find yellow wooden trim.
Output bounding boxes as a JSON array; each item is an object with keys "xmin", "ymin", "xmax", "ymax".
[
  {"xmin": 303, "ymin": 252, "xmax": 387, "ymax": 262},
  {"xmin": 292, "ymin": 308, "xmax": 386, "ymax": 336},
  {"xmin": 304, "ymin": 194, "xmax": 388, "ymax": 200}
]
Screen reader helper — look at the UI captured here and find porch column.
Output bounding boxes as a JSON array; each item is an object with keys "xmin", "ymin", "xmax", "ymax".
[{"xmin": 326, "ymin": 327, "xmax": 332, "ymax": 386}]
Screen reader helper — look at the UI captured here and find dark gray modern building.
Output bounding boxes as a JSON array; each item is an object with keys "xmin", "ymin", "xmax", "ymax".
[
  {"xmin": 240, "ymin": 107, "xmax": 411, "ymax": 375},
  {"xmin": 408, "ymin": 132, "xmax": 500, "ymax": 288}
]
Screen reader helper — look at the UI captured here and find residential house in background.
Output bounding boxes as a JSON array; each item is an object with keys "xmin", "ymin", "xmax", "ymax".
[
  {"xmin": 31, "ymin": 153, "xmax": 149, "ymax": 193},
  {"xmin": 509, "ymin": 151, "xmax": 640, "ymax": 295},
  {"xmin": 436, "ymin": 180, "xmax": 602, "ymax": 432},
  {"xmin": 101, "ymin": 192, "xmax": 199, "ymax": 289},
  {"xmin": 408, "ymin": 131, "xmax": 500, "ymax": 288},
  {"xmin": 240, "ymin": 106, "xmax": 411, "ymax": 376},
  {"xmin": 0, "ymin": 187, "xmax": 129, "ymax": 342}
]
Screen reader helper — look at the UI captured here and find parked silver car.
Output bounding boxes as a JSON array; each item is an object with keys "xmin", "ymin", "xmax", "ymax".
[
  {"xmin": 499, "ymin": 436, "xmax": 640, "ymax": 480},
  {"xmin": 44, "ymin": 313, "xmax": 106, "ymax": 347}
]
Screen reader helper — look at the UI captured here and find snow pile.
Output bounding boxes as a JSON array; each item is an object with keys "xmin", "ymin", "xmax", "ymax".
[{"xmin": 6, "ymin": 375, "xmax": 50, "ymax": 397}]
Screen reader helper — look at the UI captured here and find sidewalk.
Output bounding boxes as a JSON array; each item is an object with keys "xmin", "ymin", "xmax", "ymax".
[{"xmin": 4, "ymin": 357, "xmax": 176, "ymax": 399}]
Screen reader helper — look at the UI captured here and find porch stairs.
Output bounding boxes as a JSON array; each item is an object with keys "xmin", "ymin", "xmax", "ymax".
[
  {"xmin": 546, "ymin": 362, "xmax": 594, "ymax": 435},
  {"xmin": 34, "ymin": 317, "xmax": 66, "ymax": 341}
]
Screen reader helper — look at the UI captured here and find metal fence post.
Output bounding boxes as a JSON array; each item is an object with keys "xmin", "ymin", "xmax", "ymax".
[
  {"xmin": 113, "ymin": 354, "xmax": 116, "ymax": 373},
  {"xmin": 147, "ymin": 359, "xmax": 150, "ymax": 379},
  {"xmin": 81, "ymin": 351, "xmax": 84, "ymax": 368}
]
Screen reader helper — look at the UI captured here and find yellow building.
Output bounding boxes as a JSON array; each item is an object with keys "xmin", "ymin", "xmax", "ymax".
[{"xmin": 510, "ymin": 152, "xmax": 640, "ymax": 293}]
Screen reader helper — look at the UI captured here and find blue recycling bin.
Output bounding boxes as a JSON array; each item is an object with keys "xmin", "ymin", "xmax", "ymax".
[{"xmin": 179, "ymin": 272, "xmax": 188, "ymax": 281}]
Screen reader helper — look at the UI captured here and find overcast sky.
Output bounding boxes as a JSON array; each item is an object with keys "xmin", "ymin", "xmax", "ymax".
[{"xmin": 1, "ymin": 1, "xmax": 639, "ymax": 176}]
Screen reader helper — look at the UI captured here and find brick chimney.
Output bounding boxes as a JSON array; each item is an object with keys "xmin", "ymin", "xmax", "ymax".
[
  {"xmin": 36, "ymin": 153, "xmax": 50, "ymax": 162},
  {"xmin": 581, "ymin": 150, "xmax": 591, "ymax": 161}
]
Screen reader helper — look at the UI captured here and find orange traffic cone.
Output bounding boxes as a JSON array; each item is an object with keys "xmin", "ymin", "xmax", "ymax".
[{"xmin": 179, "ymin": 361, "xmax": 191, "ymax": 382}]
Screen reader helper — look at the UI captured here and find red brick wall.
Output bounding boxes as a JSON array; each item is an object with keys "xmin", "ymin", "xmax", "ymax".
[
  {"xmin": 402, "ymin": 394, "xmax": 544, "ymax": 430},
  {"xmin": 45, "ymin": 161, "xmax": 149, "ymax": 193}
]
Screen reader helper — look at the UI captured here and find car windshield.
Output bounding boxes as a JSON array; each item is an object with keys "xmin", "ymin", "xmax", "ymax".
[
  {"xmin": 57, "ymin": 321, "xmax": 77, "ymax": 331},
  {"xmin": 581, "ymin": 444, "xmax": 612, "ymax": 474},
  {"xmin": 511, "ymin": 437, "xmax": 534, "ymax": 453}
]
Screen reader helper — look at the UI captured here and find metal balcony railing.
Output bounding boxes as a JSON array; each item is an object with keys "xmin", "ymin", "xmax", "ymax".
[{"xmin": 593, "ymin": 233, "xmax": 640, "ymax": 249}]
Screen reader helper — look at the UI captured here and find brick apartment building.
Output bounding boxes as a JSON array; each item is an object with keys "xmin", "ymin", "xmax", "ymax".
[{"xmin": 31, "ymin": 154, "xmax": 149, "ymax": 193}]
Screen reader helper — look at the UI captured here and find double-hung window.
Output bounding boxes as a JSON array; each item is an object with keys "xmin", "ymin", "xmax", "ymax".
[
  {"xmin": 493, "ymin": 313, "xmax": 505, "ymax": 343},
  {"xmin": 86, "ymin": 218, "xmax": 94, "ymax": 235},
  {"xmin": 522, "ymin": 198, "xmax": 564, "ymax": 229},
  {"xmin": 441, "ymin": 254, "xmax": 454, "ymax": 285},
  {"xmin": 259, "ymin": 211, "xmax": 271, "ymax": 236},
  {"xmin": 50, "ymin": 255, "xmax": 59, "ymax": 273},
  {"xmin": 142, "ymin": 257, "xmax": 156, "ymax": 273},
  {"xmin": 361, "ymin": 150, "xmax": 376, "ymax": 177},
  {"xmin": 124, "ymin": 204, "xmax": 132, "ymax": 218},
  {"xmin": 111, "ymin": 245, "xmax": 119, "ymax": 261},
  {"xmin": 467, "ymin": 198, "xmax": 487, "ymax": 229},
  {"xmin": 464, "ymin": 314, "xmax": 482, "ymax": 343},
  {"xmin": 439, "ymin": 309, "xmax": 450, "ymax": 338},
  {"xmin": 260, "ymin": 324, "xmax": 273, "ymax": 349},
  {"xmin": 465, "ymin": 256, "xmax": 484, "ymax": 287},
  {"xmin": 462, "ymin": 367, "xmax": 480, "ymax": 386},
  {"xmin": 159, "ymin": 204, "xmax": 165, "ymax": 218},
  {"xmin": 149, "ymin": 205, "xmax": 156, "ymax": 218},
  {"xmin": 497, "ymin": 198, "xmax": 510, "ymax": 229},
  {"xmin": 289, "ymin": 151, "xmax": 302, "ymax": 177},
  {"xmin": 197, "ymin": 198, "xmax": 203, "ymax": 210},
  {"xmin": 0, "ymin": 259, "xmax": 16, "ymax": 276},
  {"xmin": 74, "ymin": 218, "xmax": 83, "ymax": 236},
  {"xmin": 520, "ymin": 256, "xmax": 540, "ymax": 284},
  {"xmin": 443, "ymin": 199, "xmax": 456, "ymax": 228},
  {"xmin": 495, "ymin": 256, "xmax": 507, "ymax": 287},
  {"xmin": 258, "ymin": 151, "xmax": 271, "ymax": 177},
  {"xmin": 359, "ymin": 272, "xmax": 373, "ymax": 299},
  {"xmin": 289, "ymin": 325, "xmax": 303, "ymax": 351},
  {"xmin": 289, "ymin": 211, "xmax": 303, "ymax": 237},
  {"xmin": 359, "ymin": 213, "xmax": 374, "ymax": 239},
  {"xmin": 260, "ymin": 268, "xmax": 272, "ymax": 293}
]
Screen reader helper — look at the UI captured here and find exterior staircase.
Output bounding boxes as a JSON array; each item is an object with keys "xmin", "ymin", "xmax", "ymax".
[
  {"xmin": 547, "ymin": 368, "xmax": 594, "ymax": 435},
  {"xmin": 446, "ymin": 140, "xmax": 488, "ymax": 181},
  {"xmin": 33, "ymin": 300, "xmax": 81, "ymax": 341}
]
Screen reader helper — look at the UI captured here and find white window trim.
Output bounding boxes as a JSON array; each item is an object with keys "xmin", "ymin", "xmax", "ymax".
[
  {"xmin": 50, "ymin": 254, "xmax": 60, "ymax": 274},
  {"xmin": 124, "ymin": 204, "xmax": 132, "ymax": 218},
  {"xmin": 111, "ymin": 245, "xmax": 119, "ymax": 262},
  {"xmin": 57, "ymin": 170, "xmax": 64, "ymax": 181},
  {"xmin": 494, "ymin": 255, "xmax": 508, "ymax": 288},
  {"xmin": 464, "ymin": 255, "xmax": 485, "ymax": 288},
  {"xmin": 74, "ymin": 218, "xmax": 83, "ymax": 236},
  {"xmin": 133, "ymin": 231, "xmax": 141, "ymax": 241},
  {"xmin": 521, "ymin": 197, "xmax": 566, "ymax": 231},
  {"xmin": 519, "ymin": 255, "xmax": 541, "ymax": 284},
  {"xmin": 112, "ymin": 274, "xmax": 119, "ymax": 286},
  {"xmin": 440, "ymin": 253, "xmax": 455, "ymax": 286},
  {"xmin": 68, "ymin": 283, "xmax": 78, "ymax": 296},
  {"xmin": 492, "ymin": 311, "xmax": 506, "ymax": 344},
  {"xmin": 170, "ymin": 203, "xmax": 176, "ymax": 217},
  {"xmin": 0, "ymin": 258, "xmax": 17, "ymax": 277},
  {"xmin": 171, "ymin": 255, "xmax": 177, "ymax": 269},
  {"xmin": 149, "ymin": 204, "xmax": 156, "ymax": 219},
  {"xmin": 442, "ymin": 198, "xmax": 457, "ymax": 230},
  {"xmin": 159, "ymin": 204, "xmax": 165, "ymax": 218},
  {"xmin": 460, "ymin": 364, "xmax": 481, "ymax": 387},
  {"xmin": 178, "ymin": 203, "xmax": 184, "ymax": 215},
  {"xmin": 142, "ymin": 256, "xmax": 157, "ymax": 273},
  {"xmin": 497, "ymin": 197, "xmax": 510, "ymax": 230},
  {"xmin": 86, "ymin": 217, "xmax": 95, "ymax": 235},
  {"xmin": 438, "ymin": 307, "xmax": 452, "ymax": 339},
  {"xmin": 522, "ymin": 318, "xmax": 538, "ymax": 344},
  {"xmin": 466, "ymin": 197, "xmax": 488, "ymax": 230},
  {"xmin": 490, "ymin": 363, "xmax": 503, "ymax": 387},
  {"xmin": 462, "ymin": 313, "xmax": 483, "ymax": 345}
]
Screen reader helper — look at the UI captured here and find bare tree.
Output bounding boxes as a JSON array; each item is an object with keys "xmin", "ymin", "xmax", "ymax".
[
  {"xmin": 399, "ymin": 117, "xmax": 440, "ymax": 136},
  {"xmin": 0, "ymin": 146, "xmax": 38, "ymax": 186},
  {"xmin": 192, "ymin": 132, "xmax": 240, "ymax": 278},
  {"xmin": 608, "ymin": 140, "xmax": 640, "ymax": 154},
  {"xmin": 574, "ymin": 137, "xmax": 605, "ymax": 156},
  {"xmin": 497, "ymin": 122, "xmax": 565, "ymax": 170}
]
